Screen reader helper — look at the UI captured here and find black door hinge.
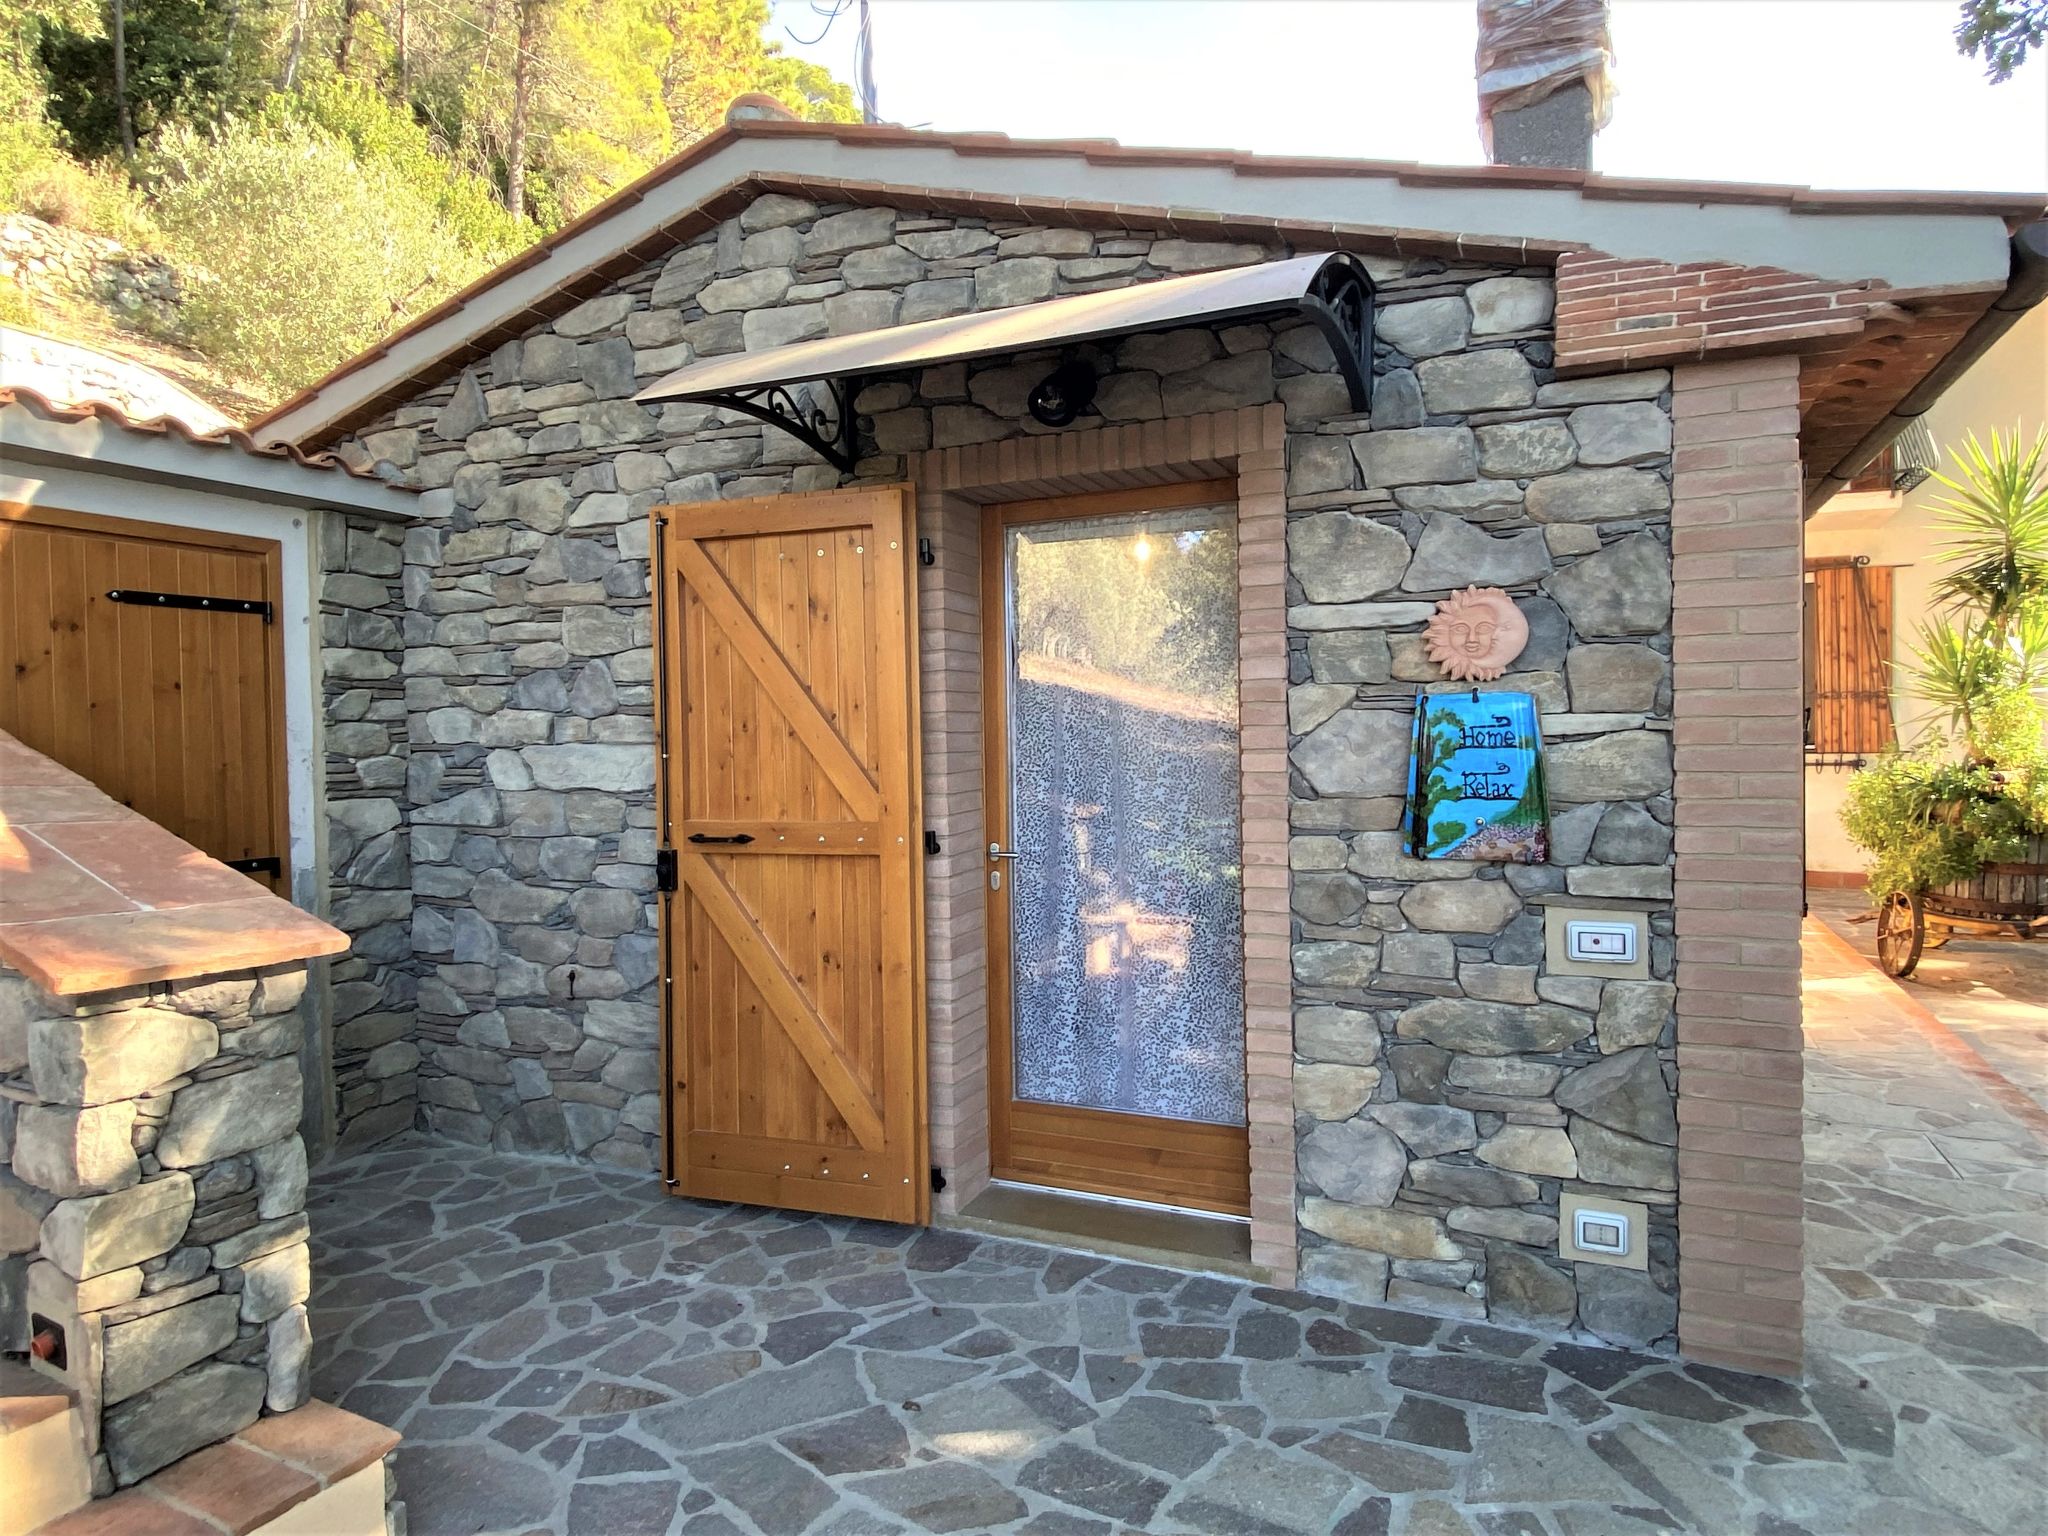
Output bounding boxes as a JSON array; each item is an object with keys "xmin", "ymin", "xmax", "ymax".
[
  {"xmin": 656, "ymin": 848, "xmax": 677, "ymax": 892},
  {"xmin": 930, "ymin": 1166, "xmax": 947, "ymax": 1194},
  {"xmin": 107, "ymin": 588, "xmax": 273, "ymax": 623},
  {"xmin": 916, "ymin": 537, "xmax": 936, "ymax": 567},
  {"xmin": 225, "ymin": 856, "xmax": 282, "ymax": 878},
  {"xmin": 924, "ymin": 830, "xmax": 941, "ymax": 856}
]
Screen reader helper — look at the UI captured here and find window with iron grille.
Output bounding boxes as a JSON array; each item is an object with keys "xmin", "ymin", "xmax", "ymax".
[{"xmin": 1804, "ymin": 558, "xmax": 1895, "ymax": 763}]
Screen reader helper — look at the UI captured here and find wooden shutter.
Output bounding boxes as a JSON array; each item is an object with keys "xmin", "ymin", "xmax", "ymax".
[
  {"xmin": 1805, "ymin": 561, "xmax": 1895, "ymax": 757},
  {"xmin": 653, "ymin": 487, "xmax": 927, "ymax": 1224},
  {"xmin": 0, "ymin": 504, "xmax": 290, "ymax": 890}
]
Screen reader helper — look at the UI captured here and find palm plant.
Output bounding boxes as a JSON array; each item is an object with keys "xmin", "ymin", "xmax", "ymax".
[
  {"xmin": 1845, "ymin": 427, "xmax": 2048, "ymax": 896},
  {"xmin": 1908, "ymin": 426, "xmax": 2048, "ymax": 763},
  {"xmin": 1928, "ymin": 427, "xmax": 2048, "ymax": 625}
]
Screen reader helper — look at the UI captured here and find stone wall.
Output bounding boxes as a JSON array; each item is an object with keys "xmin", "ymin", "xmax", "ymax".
[
  {"xmin": 0, "ymin": 213, "xmax": 181, "ymax": 334},
  {"xmin": 0, "ymin": 961, "xmax": 315, "ymax": 1491},
  {"xmin": 1281, "ymin": 298, "xmax": 1680, "ymax": 1344},
  {"xmin": 320, "ymin": 514, "xmax": 420, "ymax": 1153},
  {"xmin": 334, "ymin": 193, "xmax": 1681, "ymax": 1344}
]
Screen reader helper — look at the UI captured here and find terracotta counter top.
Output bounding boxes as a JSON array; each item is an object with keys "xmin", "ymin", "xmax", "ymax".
[{"xmin": 0, "ymin": 729, "xmax": 347, "ymax": 996}]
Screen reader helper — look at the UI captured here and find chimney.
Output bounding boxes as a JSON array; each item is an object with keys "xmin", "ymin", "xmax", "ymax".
[{"xmin": 1476, "ymin": 0, "xmax": 1616, "ymax": 170}]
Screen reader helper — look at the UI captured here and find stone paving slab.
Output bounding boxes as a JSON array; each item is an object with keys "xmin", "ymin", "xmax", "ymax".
[
  {"xmin": 1807, "ymin": 889, "xmax": 2048, "ymax": 1119},
  {"xmin": 302, "ymin": 918, "xmax": 2046, "ymax": 1536},
  {"xmin": 308, "ymin": 933, "xmax": 2048, "ymax": 1536}
]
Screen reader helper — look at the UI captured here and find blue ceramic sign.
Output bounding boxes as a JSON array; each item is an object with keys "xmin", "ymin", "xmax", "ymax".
[{"xmin": 1404, "ymin": 690, "xmax": 1550, "ymax": 863}]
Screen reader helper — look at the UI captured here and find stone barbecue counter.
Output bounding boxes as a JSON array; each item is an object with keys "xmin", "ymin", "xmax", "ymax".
[
  {"xmin": 2, "ymin": 728, "xmax": 354, "ymax": 1499},
  {"xmin": 0, "ymin": 729, "xmax": 347, "ymax": 995}
]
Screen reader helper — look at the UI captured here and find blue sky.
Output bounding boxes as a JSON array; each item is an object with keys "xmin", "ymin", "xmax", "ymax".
[{"xmin": 771, "ymin": 0, "xmax": 2048, "ymax": 193}]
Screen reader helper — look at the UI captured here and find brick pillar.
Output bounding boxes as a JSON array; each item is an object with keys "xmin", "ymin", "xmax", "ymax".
[
  {"xmin": 1236, "ymin": 443, "xmax": 1296, "ymax": 1283},
  {"xmin": 915, "ymin": 490, "xmax": 991, "ymax": 1214},
  {"xmin": 1669, "ymin": 356, "xmax": 1807, "ymax": 1377}
]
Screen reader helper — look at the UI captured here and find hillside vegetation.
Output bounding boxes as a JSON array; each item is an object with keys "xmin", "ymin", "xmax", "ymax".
[{"xmin": 0, "ymin": 0, "xmax": 856, "ymax": 407}]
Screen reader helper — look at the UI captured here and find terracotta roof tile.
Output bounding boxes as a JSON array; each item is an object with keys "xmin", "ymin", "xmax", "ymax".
[{"xmin": 0, "ymin": 386, "xmax": 406, "ymax": 488}]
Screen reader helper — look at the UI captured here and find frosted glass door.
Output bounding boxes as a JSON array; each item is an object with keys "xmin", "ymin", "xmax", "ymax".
[{"xmin": 1002, "ymin": 508, "xmax": 1246, "ymax": 1127}]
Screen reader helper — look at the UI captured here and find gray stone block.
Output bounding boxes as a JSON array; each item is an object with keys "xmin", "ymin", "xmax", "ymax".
[
  {"xmin": 28, "ymin": 1010, "xmax": 217, "ymax": 1107},
  {"xmin": 1396, "ymin": 999, "xmax": 1591, "ymax": 1056},
  {"xmin": 238, "ymin": 1242, "xmax": 311, "ymax": 1322},
  {"xmin": 1355, "ymin": 427, "xmax": 1477, "ymax": 487},
  {"xmin": 1487, "ymin": 1245, "xmax": 1577, "ymax": 1331},
  {"xmin": 1287, "ymin": 511, "xmax": 1410, "ymax": 602},
  {"xmin": 1376, "ymin": 297, "xmax": 1470, "ymax": 359},
  {"xmin": 1568, "ymin": 402, "xmax": 1672, "ymax": 466},
  {"xmin": 1290, "ymin": 709, "xmax": 1413, "ymax": 797},
  {"xmin": 1556, "ymin": 1048, "xmax": 1676, "ymax": 1145},
  {"xmin": 266, "ymin": 1304, "xmax": 312, "ymax": 1412},
  {"xmin": 1525, "ymin": 467, "xmax": 1671, "ymax": 524},
  {"xmin": 1401, "ymin": 512, "xmax": 1552, "ymax": 592},
  {"xmin": 155, "ymin": 1060, "xmax": 303, "ymax": 1169},
  {"xmin": 1575, "ymin": 1263, "xmax": 1677, "ymax": 1348},
  {"xmin": 1417, "ymin": 350, "xmax": 1537, "ymax": 413},
  {"xmin": 1299, "ymin": 1119, "xmax": 1407, "ymax": 1206},
  {"xmin": 103, "ymin": 1361, "xmax": 265, "ymax": 1486},
  {"xmin": 14, "ymin": 1103, "xmax": 139, "ymax": 1196},
  {"xmin": 101, "ymin": 1292, "xmax": 239, "ymax": 1403}
]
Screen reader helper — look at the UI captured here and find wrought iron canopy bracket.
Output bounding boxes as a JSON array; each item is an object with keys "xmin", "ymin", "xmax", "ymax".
[
  {"xmin": 692, "ymin": 377, "xmax": 859, "ymax": 474},
  {"xmin": 1294, "ymin": 255, "xmax": 1376, "ymax": 414}
]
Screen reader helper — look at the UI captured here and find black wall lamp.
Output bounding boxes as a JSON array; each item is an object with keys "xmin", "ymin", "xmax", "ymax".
[{"xmin": 1027, "ymin": 358, "xmax": 1099, "ymax": 428}]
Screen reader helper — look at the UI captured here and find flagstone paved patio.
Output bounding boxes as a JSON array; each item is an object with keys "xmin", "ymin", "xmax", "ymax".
[{"xmin": 306, "ymin": 922, "xmax": 2045, "ymax": 1536}]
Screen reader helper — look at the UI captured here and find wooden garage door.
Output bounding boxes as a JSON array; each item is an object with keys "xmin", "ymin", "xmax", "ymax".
[
  {"xmin": 0, "ymin": 505, "xmax": 289, "ymax": 892},
  {"xmin": 654, "ymin": 486, "xmax": 927, "ymax": 1224}
]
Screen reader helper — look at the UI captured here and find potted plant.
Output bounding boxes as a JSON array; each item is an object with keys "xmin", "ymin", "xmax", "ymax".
[{"xmin": 1839, "ymin": 427, "xmax": 2048, "ymax": 971}]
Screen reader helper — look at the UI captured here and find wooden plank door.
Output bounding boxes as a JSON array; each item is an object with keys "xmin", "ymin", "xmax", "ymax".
[
  {"xmin": 0, "ymin": 504, "xmax": 290, "ymax": 892},
  {"xmin": 653, "ymin": 486, "xmax": 928, "ymax": 1224}
]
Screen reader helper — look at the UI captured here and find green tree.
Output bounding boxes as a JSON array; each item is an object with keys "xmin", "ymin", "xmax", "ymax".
[
  {"xmin": 1957, "ymin": 0, "xmax": 2047, "ymax": 80},
  {"xmin": 150, "ymin": 112, "xmax": 488, "ymax": 393},
  {"xmin": 261, "ymin": 73, "xmax": 527, "ymax": 255},
  {"xmin": 34, "ymin": 0, "xmax": 246, "ymax": 157},
  {"xmin": 651, "ymin": 0, "xmax": 854, "ymax": 145}
]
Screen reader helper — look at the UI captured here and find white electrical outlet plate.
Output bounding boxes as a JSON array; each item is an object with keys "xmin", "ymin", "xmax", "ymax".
[
  {"xmin": 1574, "ymin": 1209, "xmax": 1630, "ymax": 1256},
  {"xmin": 1566, "ymin": 919, "xmax": 1638, "ymax": 965},
  {"xmin": 1560, "ymin": 1192, "xmax": 1649, "ymax": 1269}
]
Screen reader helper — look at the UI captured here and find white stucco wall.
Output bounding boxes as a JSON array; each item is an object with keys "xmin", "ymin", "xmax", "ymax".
[
  {"xmin": 0, "ymin": 463, "xmax": 325, "ymax": 903},
  {"xmin": 1804, "ymin": 303, "xmax": 2048, "ymax": 878}
]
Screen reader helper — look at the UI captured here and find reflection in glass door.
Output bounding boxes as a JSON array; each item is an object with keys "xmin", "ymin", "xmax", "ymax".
[{"xmin": 984, "ymin": 486, "xmax": 1250, "ymax": 1215}]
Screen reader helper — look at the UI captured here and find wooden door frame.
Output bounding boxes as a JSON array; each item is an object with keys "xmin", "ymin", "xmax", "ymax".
[
  {"xmin": 648, "ymin": 486, "xmax": 931, "ymax": 1225},
  {"xmin": 978, "ymin": 478, "xmax": 1253, "ymax": 1216},
  {"xmin": 0, "ymin": 500, "xmax": 292, "ymax": 891}
]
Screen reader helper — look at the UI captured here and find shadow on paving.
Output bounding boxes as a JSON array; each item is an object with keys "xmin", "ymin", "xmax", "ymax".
[{"xmin": 308, "ymin": 1100, "xmax": 2041, "ymax": 1535}]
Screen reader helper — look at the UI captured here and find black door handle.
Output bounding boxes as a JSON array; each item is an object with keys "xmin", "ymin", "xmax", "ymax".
[{"xmin": 687, "ymin": 833, "xmax": 756, "ymax": 845}]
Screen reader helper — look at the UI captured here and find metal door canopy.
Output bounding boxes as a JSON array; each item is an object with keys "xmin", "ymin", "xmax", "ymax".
[{"xmin": 635, "ymin": 252, "xmax": 1374, "ymax": 471}]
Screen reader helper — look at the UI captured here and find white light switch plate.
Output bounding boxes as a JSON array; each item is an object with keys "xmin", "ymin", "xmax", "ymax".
[{"xmin": 1545, "ymin": 907, "xmax": 1651, "ymax": 979}]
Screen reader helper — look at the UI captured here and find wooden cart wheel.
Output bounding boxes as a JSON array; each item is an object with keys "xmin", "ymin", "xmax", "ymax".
[{"xmin": 1877, "ymin": 889, "xmax": 1925, "ymax": 978}]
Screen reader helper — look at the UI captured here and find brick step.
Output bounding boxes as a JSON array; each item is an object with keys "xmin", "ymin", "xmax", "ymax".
[
  {"xmin": 31, "ymin": 1400, "xmax": 398, "ymax": 1536},
  {"xmin": 1, "ymin": 1362, "xmax": 91, "ymax": 1536}
]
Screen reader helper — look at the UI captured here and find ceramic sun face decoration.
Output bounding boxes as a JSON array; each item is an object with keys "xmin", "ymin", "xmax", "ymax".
[{"xmin": 1422, "ymin": 586, "xmax": 1528, "ymax": 682}]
